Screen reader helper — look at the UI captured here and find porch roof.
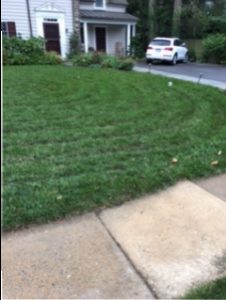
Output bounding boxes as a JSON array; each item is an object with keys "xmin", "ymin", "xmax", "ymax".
[{"xmin": 80, "ymin": 10, "xmax": 138, "ymax": 23}]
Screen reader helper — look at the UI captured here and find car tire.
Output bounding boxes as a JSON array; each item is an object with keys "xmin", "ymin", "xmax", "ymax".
[
  {"xmin": 183, "ymin": 52, "xmax": 188, "ymax": 63},
  {"xmin": 171, "ymin": 54, "xmax": 177, "ymax": 65}
]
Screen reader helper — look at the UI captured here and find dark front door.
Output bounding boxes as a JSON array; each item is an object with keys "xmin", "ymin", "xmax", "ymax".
[
  {"xmin": 43, "ymin": 23, "xmax": 61, "ymax": 55},
  {"xmin": 95, "ymin": 27, "xmax": 106, "ymax": 52}
]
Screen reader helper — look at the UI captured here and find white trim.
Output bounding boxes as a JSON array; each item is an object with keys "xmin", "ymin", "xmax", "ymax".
[
  {"xmin": 80, "ymin": 19, "xmax": 136, "ymax": 26},
  {"xmin": 35, "ymin": 2, "xmax": 64, "ymax": 13},
  {"xmin": 94, "ymin": 25, "xmax": 108, "ymax": 53},
  {"xmin": 126, "ymin": 23, "xmax": 131, "ymax": 55},
  {"xmin": 84, "ymin": 21, "xmax": 89, "ymax": 53},
  {"xmin": 94, "ymin": 0, "xmax": 106, "ymax": 10},
  {"xmin": 35, "ymin": 10, "xmax": 66, "ymax": 58}
]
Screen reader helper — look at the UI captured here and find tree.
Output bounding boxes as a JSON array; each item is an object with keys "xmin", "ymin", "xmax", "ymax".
[
  {"xmin": 172, "ymin": 0, "xmax": 182, "ymax": 35},
  {"xmin": 148, "ymin": 0, "xmax": 156, "ymax": 39}
]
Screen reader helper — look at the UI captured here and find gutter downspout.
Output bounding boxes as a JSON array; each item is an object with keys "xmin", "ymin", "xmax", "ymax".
[{"xmin": 26, "ymin": 0, "xmax": 33, "ymax": 37}]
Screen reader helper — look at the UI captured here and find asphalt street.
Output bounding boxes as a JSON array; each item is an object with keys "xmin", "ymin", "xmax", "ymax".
[{"xmin": 136, "ymin": 61, "xmax": 226, "ymax": 83}]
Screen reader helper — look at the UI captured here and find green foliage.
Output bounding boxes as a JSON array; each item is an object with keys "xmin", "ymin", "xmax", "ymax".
[
  {"xmin": 69, "ymin": 31, "xmax": 80, "ymax": 57},
  {"xmin": 3, "ymin": 36, "xmax": 63, "ymax": 65},
  {"xmin": 154, "ymin": 0, "xmax": 174, "ymax": 37},
  {"xmin": 183, "ymin": 276, "xmax": 226, "ymax": 299},
  {"xmin": 127, "ymin": 0, "xmax": 226, "ymax": 59},
  {"xmin": 127, "ymin": 0, "xmax": 150, "ymax": 57},
  {"xmin": 188, "ymin": 48, "xmax": 197, "ymax": 62},
  {"xmin": 72, "ymin": 53, "xmax": 96, "ymax": 66},
  {"xmin": 39, "ymin": 52, "xmax": 63, "ymax": 65},
  {"xmin": 202, "ymin": 33, "xmax": 226, "ymax": 64},
  {"xmin": 72, "ymin": 52, "xmax": 134, "ymax": 71},
  {"xmin": 207, "ymin": 15, "xmax": 226, "ymax": 34},
  {"xmin": 117, "ymin": 58, "xmax": 134, "ymax": 71},
  {"xmin": 101, "ymin": 55, "xmax": 121, "ymax": 69},
  {"xmin": 180, "ymin": 3, "xmax": 210, "ymax": 39},
  {"xmin": 3, "ymin": 66, "xmax": 226, "ymax": 230},
  {"xmin": 3, "ymin": 36, "xmax": 45, "ymax": 65}
]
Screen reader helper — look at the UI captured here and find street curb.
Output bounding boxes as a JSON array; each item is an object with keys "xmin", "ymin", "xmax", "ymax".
[{"xmin": 133, "ymin": 66, "xmax": 226, "ymax": 91}]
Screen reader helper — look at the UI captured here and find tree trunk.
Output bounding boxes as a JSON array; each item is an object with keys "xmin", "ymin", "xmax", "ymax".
[
  {"xmin": 148, "ymin": 0, "xmax": 156, "ymax": 39},
  {"xmin": 172, "ymin": 0, "xmax": 182, "ymax": 36}
]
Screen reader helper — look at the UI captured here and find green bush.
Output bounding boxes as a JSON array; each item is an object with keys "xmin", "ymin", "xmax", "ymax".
[
  {"xmin": 72, "ymin": 53, "xmax": 95, "ymax": 66},
  {"xmin": 118, "ymin": 58, "xmax": 134, "ymax": 71},
  {"xmin": 3, "ymin": 36, "xmax": 45, "ymax": 65},
  {"xmin": 188, "ymin": 48, "xmax": 197, "ymax": 62},
  {"xmin": 69, "ymin": 32, "xmax": 80, "ymax": 58},
  {"xmin": 73, "ymin": 52, "xmax": 134, "ymax": 71},
  {"xmin": 202, "ymin": 33, "xmax": 226, "ymax": 64},
  {"xmin": 101, "ymin": 55, "xmax": 121, "ymax": 69},
  {"xmin": 3, "ymin": 36, "xmax": 63, "ymax": 65},
  {"xmin": 39, "ymin": 52, "xmax": 63, "ymax": 65},
  {"xmin": 207, "ymin": 15, "xmax": 226, "ymax": 35}
]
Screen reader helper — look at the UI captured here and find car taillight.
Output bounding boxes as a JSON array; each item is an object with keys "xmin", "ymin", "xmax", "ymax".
[
  {"xmin": 148, "ymin": 46, "xmax": 153, "ymax": 50},
  {"xmin": 164, "ymin": 47, "xmax": 173, "ymax": 51}
]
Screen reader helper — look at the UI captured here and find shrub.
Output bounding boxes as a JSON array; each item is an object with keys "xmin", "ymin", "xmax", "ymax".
[
  {"xmin": 69, "ymin": 32, "xmax": 80, "ymax": 58},
  {"xmin": 3, "ymin": 36, "xmax": 45, "ymax": 65},
  {"xmin": 118, "ymin": 58, "xmax": 134, "ymax": 71},
  {"xmin": 101, "ymin": 55, "xmax": 121, "ymax": 69},
  {"xmin": 73, "ymin": 52, "xmax": 134, "ymax": 71},
  {"xmin": 202, "ymin": 34, "xmax": 226, "ymax": 64},
  {"xmin": 39, "ymin": 52, "xmax": 63, "ymax": 65},
  {"xmin": 72, "ymin": 53, "xmax": 95, "ymax": 66},
  {"xmin": 3, "ymin": 36, "xmax": 63, "ymax": 65},
  {"xmin": 207, "ymin": 15, "xmax": 226, "ymax": 35},
  {"xmin": 188, "ymin": 48, "xmax": 197, "ymax": 62}
]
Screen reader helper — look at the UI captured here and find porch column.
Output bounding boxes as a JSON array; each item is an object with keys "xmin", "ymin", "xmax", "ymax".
[
  {"xmin": 126, "ymin": 23, "xmax": 131, "ymax": 56},
  {"xmin": 84, "ymin": 21, "xmax": 88, "ymax": 53},
  {"xmin": 132, "ymin": 24, "xmax": 136, "ymax": 37}
]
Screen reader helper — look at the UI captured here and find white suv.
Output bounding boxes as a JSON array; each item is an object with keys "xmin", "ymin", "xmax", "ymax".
[{"xmin": 146, "ymin": 37, "xmax": 188, "ymax": 65}]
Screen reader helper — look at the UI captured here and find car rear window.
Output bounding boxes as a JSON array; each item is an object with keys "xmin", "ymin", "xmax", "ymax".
[{"xmin": 150, "ymin": 39, "xmax": 171, "ymax": 46}]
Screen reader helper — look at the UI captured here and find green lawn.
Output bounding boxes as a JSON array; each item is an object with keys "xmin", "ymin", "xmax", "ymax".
[
  {"xmin": 3, "ymin": 65, "xmax": 226, "ymax": 230},
  {"xmin": 183, "ymin": 276, "xmax": 226, "ymax": 299}
]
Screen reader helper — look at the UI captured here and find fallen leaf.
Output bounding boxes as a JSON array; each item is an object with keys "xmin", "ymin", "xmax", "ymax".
[
  {"xmin": 218, "ymin": 150, "xmax": 222, "ymax": 156},
  {"xmin": 171, "ymin": 158, "xmax": 178, "ymax": 164},
  {"xmin": 211, "ymin": 160, "xmax": 219, "ymax": 166}
]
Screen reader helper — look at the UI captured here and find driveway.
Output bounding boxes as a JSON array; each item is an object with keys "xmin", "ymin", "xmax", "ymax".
[{"xmin": 136, "ymin": 62, "xmax": 226, "ymax": 84}]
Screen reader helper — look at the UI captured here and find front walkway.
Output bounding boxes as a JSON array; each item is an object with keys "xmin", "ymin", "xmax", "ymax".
[{"xmin": 2, "ymin": 174, "xmax": 226, "ymax": 299}]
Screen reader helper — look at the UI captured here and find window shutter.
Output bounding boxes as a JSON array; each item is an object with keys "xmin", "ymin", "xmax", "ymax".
[{"xmin": 7, "ymin": 22, "xmax": 16, "ymax": 37}]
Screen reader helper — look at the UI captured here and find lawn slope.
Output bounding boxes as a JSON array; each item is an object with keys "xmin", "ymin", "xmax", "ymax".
[{"xmin": 3, "ymin": 66, "xmax": 226, "ymax": 230}]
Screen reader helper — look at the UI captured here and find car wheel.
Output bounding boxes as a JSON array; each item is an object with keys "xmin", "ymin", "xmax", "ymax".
[
  {"xmin": 171, "ymin": 54, "xmax": 177, "ymax": 65},
  {"xmin": 183, "ymin": 52, "xmax": 188, "ymax": 63},
  {"xmin": 146, "ymin": 59, "xmax": 153, "ymax": 64}
]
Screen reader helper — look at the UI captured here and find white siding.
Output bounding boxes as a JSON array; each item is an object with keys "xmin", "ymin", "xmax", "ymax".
[
  {"xmin": 29, "ymin": 0, "xmax": 73, "ymax": 56},
  {"xmin": 86, "ymin": 24, "xmax": 126, "ymax": 55},
  {"xmin": 2, "ymin": 0, "xmax": 30, "ymax": 38},
  {"xmin": 80, "ymin": 2, "xmax": 125, "ymax": 12},
  {"xmin": 107, "ymin": 25, "xmax": 126, "ymax": 55},
  {"xmin": 2, "ymin": 0, "xmax": 74, "ymax": 56}
]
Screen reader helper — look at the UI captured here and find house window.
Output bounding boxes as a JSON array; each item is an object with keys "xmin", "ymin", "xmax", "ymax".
[
  {"xmin": 94, "ymin": 0, "xmax": 105, "ymax": 9},
  {"xmin": 1, "ymin": 21, "xmax": 17, "ymax": 37}
]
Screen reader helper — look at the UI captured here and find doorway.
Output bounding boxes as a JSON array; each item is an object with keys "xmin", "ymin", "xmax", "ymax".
[
  {"xmin": 43, "ymin": 23, "xmax": 61, "ymax": 55},
  {"xmin": 95, "ymin": 27, "xmax": 106, "ymax": 52}
]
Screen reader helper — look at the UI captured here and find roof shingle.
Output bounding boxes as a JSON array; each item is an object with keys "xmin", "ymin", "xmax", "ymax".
[{"xmin": 80, "ymin": 10, "xmax": 138, "ymax": 22}]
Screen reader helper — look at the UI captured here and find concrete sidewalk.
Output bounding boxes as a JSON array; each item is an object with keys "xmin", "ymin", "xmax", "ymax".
[
  {"xmin": 2, "ymin": 174, "xmax": 226, "ymax": 299},
  {"xmin": 133, "ymin": 65, "xmax": 226, "ymax": 90}
]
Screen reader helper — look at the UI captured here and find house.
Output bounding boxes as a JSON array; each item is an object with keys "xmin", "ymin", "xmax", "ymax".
[
  {"xmin": 1, "ymin": 0, "xmax": 137, "ymax": 58},
  {"xmin": 79, "ymin": 0, "xmax": 137, "ymax": 55}
]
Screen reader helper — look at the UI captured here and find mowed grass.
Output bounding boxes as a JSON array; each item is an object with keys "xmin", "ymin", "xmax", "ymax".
[
  {"xmin": 183, "ymin": 276, "xmax": 226, "ymax": 299},
  {"xmin": 3, "ymin": 65, "xmax": 226, "ymax": 230}
]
